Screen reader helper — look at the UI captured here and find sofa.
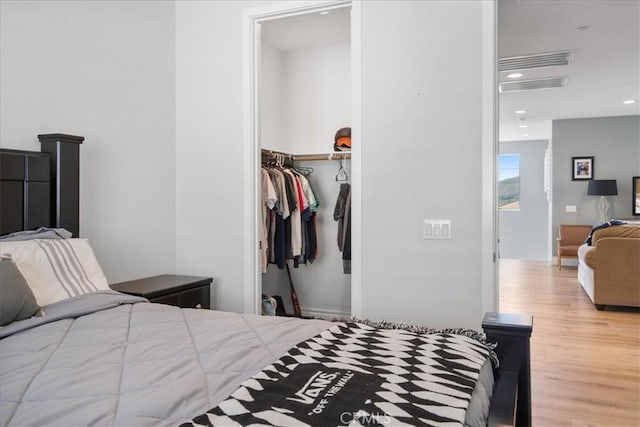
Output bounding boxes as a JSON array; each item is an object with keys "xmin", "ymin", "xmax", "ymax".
[{"xmin": 577, "ymin": 224, "xmax": 640, "ymax": 310}]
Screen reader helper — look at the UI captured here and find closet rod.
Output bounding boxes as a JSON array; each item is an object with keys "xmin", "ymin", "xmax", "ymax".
[
  {"xmin": 261, "ymin": 149, "xmax": 351, "ymax": 162},
  {"xmin": 293, "ymin": 152, "xmax": 351, "ymax": 161}
]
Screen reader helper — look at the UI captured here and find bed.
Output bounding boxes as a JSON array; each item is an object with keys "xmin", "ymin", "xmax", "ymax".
[{"xmin": 0, "ymin": 137, "xmax": 532, "ymax": 426}]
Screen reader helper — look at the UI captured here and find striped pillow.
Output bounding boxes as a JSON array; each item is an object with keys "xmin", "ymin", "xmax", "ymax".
[{"xmin": 0, "ymin": 239, "xmax": 109, "ymax": 306}]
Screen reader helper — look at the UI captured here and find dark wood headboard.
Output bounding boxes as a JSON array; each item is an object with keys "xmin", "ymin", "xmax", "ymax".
[{"xmin": 0, "ymin": 134, "xmax": 83, "ymax": 237}]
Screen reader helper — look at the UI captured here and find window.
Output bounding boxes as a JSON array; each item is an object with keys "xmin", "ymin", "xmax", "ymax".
[{"xmin": 499, "ymin": 154, "xmax": 520, "ymax": 210}]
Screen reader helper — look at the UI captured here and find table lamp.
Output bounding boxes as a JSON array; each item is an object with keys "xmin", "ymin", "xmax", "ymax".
[{"xmin": 587, "ymin": 179, "xmax": 618, "ymax": 224}]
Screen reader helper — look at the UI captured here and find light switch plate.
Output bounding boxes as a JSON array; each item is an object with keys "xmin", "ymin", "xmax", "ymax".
[
  {"xmin": 565, "ymin": 205, "xmax": 577, "ymax": 213},
  {"xmin": 424, "ymin": 219, "xmax": 452, "ymax": 239}
]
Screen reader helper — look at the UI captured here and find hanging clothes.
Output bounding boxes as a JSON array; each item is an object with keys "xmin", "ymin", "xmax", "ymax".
[
  {"xmin": 333, "ymin": 183, "xmax": 351, "ymax": 274},
  {"xmin": 260, "ymin": 169, "xmax": 277, "ymax": 273},
  {"xmin": 283, "ymin": 169, "xmax": 302, "ymax": 258},
  {"xmin": 261, "ymin": 162, "xmax": 319, "ymax": 271},
  {"xmin": 297, "ymin": 172, "xmax": 318, "ymax": 264},
  {"xmin": 342, "ymin": 187, "xmax": 351, "ymax": 274}
]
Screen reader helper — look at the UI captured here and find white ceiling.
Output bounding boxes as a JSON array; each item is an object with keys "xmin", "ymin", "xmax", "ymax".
[
  {"xmin": 261, "ymin": 6, "xmax": 351, "ymax": 51},
  {"xmin": 498, "ymin": 0, "xmax": 640, "ymax": 142}
]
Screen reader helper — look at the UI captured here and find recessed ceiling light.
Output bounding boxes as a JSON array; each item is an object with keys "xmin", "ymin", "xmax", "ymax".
[
  {"xmin": 507, "ymin": 73, "xmax": 523, "ymax": 79},
  {"xmin": 623, "ymin": 99, "xmax": 636, "ymax": 104},
  {"xmin": 319, "ymin": 11, "xmax": 330, "ymax": 15},
  {"xmin": 519, "ymin": 125, "xmax": 528, "ymax": 128},
  {"xmin": 514, "ymin": 110, "xmax": 526, "ymax": 114},
  {"xmin": 577, "ymin": 25, "xmax": 590, "ymax": 31},
  {"xmin": 522, "ymin": 134, "xmax": 529, "ymax": 137}
]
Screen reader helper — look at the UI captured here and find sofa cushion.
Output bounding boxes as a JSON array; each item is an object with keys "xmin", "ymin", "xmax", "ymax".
[{"xmin": 592, "ymin": 224, "xmax": 640, "ymax": 245}]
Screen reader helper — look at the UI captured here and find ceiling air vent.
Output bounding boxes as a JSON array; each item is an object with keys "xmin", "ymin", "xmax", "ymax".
[
  {"xmin": 499, "ymin": 76, "xmax": 568, "ymax": 93},
  {"xmin": 499, "ymin": 50, "xmax": 574, "ymax": 72}
]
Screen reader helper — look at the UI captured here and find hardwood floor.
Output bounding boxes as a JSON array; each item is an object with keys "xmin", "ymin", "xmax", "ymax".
[{"xmin": 499, "ymin": 259, "xmax": 640, "ymax": 427}]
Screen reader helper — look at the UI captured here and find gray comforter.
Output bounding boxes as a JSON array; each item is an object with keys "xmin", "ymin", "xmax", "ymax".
[{"xmin": 0, "ymin": 291, "xmax": 332, "ymax": 426}]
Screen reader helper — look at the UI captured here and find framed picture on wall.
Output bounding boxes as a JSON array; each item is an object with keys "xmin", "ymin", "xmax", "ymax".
[
  {"xmin": 571, "ymin": 156, "xmax": 594, "ymax": 180},
  {"xmin": 633, "ymin": 176, "xmax": 640, "ymax": 216}
]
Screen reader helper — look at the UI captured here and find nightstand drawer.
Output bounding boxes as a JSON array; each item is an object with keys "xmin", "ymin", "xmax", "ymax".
[{"xmin": 181, "ymin": 285, "xmax": 210, "ymax": 309}]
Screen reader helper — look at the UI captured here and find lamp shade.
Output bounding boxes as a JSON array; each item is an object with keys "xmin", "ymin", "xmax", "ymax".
[{"xmin": 587, "ymin": 179, "xmax": 618, "ymax": 196}]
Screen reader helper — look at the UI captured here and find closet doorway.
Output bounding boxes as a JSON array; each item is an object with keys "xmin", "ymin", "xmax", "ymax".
[{"xmin": 243, "ymin": 1, "xmax": 361, "ymax": 319}]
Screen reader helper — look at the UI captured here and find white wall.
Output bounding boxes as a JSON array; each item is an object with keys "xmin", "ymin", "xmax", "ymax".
[
  {"xmin": 0, "ymin": 0, "xmax": 176, "ymax": 283},
  {"xmin": 260, "ymin": 43, "xmax": 284, "ymax": 151},
  {"xmin": 176, "ymin": 0, "xmax": 268, "ymax": 312},
  {"xmin": 282, "ymin": 44, "xmax": 351, "ymax": 153},
  {"xmin": 360, "ymin": 0, "xmax": 491, "ymax": 329},
  {"xmin": 499, "ymin": 140, "xmax": 550, "ymax": 261},
  {"xmin": 261, "ymin": 42, "xmax": 351, "ymax": 154}
]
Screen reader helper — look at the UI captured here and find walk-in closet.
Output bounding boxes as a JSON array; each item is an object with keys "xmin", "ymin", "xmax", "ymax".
[{"xmin": 257, "ymin": 4, "xmax": 353, "ymax": 319}]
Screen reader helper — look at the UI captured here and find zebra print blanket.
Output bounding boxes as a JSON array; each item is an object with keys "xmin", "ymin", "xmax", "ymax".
[{"xmin": 183, "ymin": 322, "xmax": 492, "ymax": 426}]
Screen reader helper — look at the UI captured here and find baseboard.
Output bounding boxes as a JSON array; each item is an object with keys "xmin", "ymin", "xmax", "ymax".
[{"xmin": 283, "ymin": 305, "xmax": 351, "ymax": 321}]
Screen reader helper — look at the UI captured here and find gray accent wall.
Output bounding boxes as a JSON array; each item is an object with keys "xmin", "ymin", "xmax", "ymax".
[
  {"xmin": 552, "ymin": 115, "xmax": 640, "ymax": 254},
  {"xmin": 499, "ymin": 140, "xmax": 549, "ymax": 260}
]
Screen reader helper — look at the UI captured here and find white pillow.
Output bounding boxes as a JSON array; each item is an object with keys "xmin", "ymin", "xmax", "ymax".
[{"xmin": 0, "ymin": 239, "xmax": 109, "ymax": 306}]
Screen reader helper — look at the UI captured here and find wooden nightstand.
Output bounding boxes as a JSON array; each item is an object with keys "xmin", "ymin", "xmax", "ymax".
[{"xmin": 110, "ymin": 274, "xmax": 213, "ymax": 309}]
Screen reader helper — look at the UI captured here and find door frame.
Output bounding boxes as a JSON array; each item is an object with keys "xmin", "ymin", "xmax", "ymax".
[
  {"xmin": 483, "ymin": 0, "xmax": 499, "ymax": 314},
  {"xmin": 242, "ymin": 0, "xmax": 362, "ymax": 315}
]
